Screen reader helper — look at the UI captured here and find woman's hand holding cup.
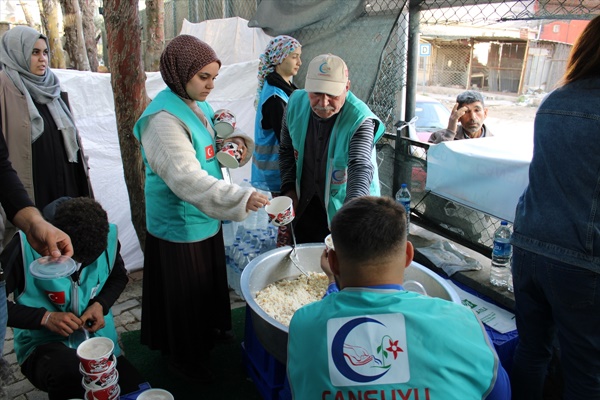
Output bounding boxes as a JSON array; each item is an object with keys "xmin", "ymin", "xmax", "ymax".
[{"xmin": 246, "ymin": 191, "xmax": 270, "ymax": 212}]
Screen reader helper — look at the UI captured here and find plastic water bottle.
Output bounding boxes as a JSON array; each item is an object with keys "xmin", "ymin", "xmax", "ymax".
[
  {"xmin": 251, "ymin": 233, "xmax": 260, "ymax": 247},
  {"xmin": 259, "ymin": 237, "xmax": 267, "ymax": 253},
  {"xmin": 395, "ymin": 183, "xmax": 411, "ymax": 234},
  {"xmin": 242, "ymin": 230, "xmax": 253, "ymax": 243},
  {"xmin": 240, "ymin": 251, "xmax": 251, "ymax": 270},
  {"xmin": 490, "ymin": 221, "xmax": 512, "ymax": 287},
  {"xmin": 222, "ymin": 220, "xmax": 235, "ymax": 273},
  {"xmin": 222, "ymin": 220, "xmax": 235, "ymax": 246},
  {"xmin": 244, "ymin": 210, "xmax": 259, "ymax": 231},
  {"xmin": 235, "ymin": 250, "xmax": 248, "ymax": 272},
  {"xmin": 255, "ymin": 188, "xmax": 272, "ymax": 231}
]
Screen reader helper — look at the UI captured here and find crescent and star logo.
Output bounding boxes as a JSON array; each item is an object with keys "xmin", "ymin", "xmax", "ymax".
[
  {"xmin": 205, "ymin": 145, "xmax": 215, "ymax": 160},
  {"xmin": 45, "ymin": 291, "xmax": 66, "ymax": 305},
  {"xmin": 327, "ymin": 313, "xmax": 410, "ymax": 386},
  {"xmin": 331, "ymin": 169, "xmax": 348, "ymax": 185},
  {"xmin": 332, "ymin": 317, "xmax": 390, "ymax": 383},
  {"xmin": 318, "ymin": 62, "xmax": 332, "ymax": 75}
]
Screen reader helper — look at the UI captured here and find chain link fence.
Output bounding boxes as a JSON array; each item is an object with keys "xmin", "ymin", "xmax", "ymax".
[
  {"xmin": 143, "ymin": 0, "xmax": 599, "ymax": 128},
  {"xmin": 139, "ymin": 0, "xmax": 599, "ymax": 255}
]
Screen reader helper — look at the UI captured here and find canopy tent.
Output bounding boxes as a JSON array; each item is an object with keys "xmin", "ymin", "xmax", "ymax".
[{"xmin": 54, "ymin": 18, "xmax": 273, "ymax": 271}]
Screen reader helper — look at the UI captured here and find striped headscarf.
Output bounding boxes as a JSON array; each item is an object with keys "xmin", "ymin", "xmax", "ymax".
[
  {"xmin": 255, "ymin": 35, "xmax": 301, "ymax": 105},
  {"xmin": 160, "ymin": 35, "xmax": 221, "ymax": 100}
]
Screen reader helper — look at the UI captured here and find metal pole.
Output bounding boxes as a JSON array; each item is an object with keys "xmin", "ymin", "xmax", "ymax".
[
  {"xmin": 467, "ymin": 38, "xmax": 474, "ymax": 90},
  {"xmin": 393, "ymin": 0, "xmax": 420, "ymax": 197},
  {"xmin": 405, "ymin": 0, "xmax": 420, "ymax": 125}
]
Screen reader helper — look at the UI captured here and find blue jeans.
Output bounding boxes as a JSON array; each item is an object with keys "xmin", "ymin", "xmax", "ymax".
[
  {"xmin": 0, "ymin": 281, "xmax": 6, "ymax": 359},
  {"xmin": 511, "ymin": 247, "xmax": 600, "ymax": 400}
]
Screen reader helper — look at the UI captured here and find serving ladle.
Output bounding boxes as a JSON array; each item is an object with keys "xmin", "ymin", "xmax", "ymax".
[{"xmin": 288, "ymin": 224, "xmax": 310, "ymax": 277}]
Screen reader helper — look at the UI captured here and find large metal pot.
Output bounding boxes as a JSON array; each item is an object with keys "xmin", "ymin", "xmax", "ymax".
[{"xmin": 241, "ymin": 244, "xmax": 460, "ymax": 364}]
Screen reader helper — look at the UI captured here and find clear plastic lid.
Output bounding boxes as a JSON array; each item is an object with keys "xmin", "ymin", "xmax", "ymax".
[{"xmin": 29, "ymin": 256, "xmax": 77, "ymax": 280}]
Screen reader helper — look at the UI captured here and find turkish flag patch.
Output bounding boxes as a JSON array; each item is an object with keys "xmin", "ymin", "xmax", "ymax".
[
  {"xmin": 205, "ymin": 145, "xmax": 215, "ymax": 160},
  {"xmin": 45, "ymin": 291, "xmax": 66, "ymax": 305}
]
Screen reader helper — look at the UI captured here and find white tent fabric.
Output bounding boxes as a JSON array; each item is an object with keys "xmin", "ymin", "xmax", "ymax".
[
  {"xmin": 52, "ymin": 18, "xmax": 272, "ymax": 271},
  {"xmin": 426, "ymin": 135, "xmax": 533, "ymax": 223},
  {"xmin": 180, "ymin": 17, "xmax": 273, "ymax": 65}
]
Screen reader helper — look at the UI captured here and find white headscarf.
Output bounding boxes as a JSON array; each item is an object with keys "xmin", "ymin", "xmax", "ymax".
[{"xmin": 0, "ymin": 26, "xmax": 79, "ymax": 162}]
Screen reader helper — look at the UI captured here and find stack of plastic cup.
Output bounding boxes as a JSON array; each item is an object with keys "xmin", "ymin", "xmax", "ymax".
[{"xmin": 76, "ymin": 337, "xmax": 120, "ymax": 399}]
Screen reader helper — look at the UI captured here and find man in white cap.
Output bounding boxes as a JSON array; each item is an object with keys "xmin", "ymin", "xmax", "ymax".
[{"xmin": 279, "ymin": 54, "xmax": 385, "ymax": 244}]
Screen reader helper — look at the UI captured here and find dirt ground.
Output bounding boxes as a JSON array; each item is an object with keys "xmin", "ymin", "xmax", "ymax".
[{"xmin": 485, "ymin": 102, "xmax": 538, "ymax": 139}]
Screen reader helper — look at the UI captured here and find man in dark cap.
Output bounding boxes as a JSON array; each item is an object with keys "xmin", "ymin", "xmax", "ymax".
[{"xmin": 428, "ymin": 90, "xmax": 492, "ymax": 143}]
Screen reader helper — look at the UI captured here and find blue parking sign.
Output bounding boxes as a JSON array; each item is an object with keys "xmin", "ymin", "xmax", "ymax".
[{"xmin": 419, "ymin": 43, "xmax": 431, "ymax": 57}]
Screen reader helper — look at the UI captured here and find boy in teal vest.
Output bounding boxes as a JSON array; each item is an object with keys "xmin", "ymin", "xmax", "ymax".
[
  {"xmin": 287, "ymin": 196, "xmax": 511, "ymax": 399},
  {"xmin": 0, "ymin": 197, "xmax": 143, "ymax": 399}
]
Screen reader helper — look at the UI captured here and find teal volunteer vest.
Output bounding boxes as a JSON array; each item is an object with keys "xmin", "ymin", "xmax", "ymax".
[
  {"xmin": 251, "ymin": 82, "xmax": 289, "ymax": 192},
  {"xmin": 286, "ymin": 90, "xmax": 385, "ymax": 223},
  {"xmin": 288, "ymin": 289, "xmax": 499, "ymax": 400},
  {"xmin": 133, "ymin": 89, "xmax": 223, "ymax": 242},
  {"xmin": 13, "ymin": 225, "xmax": 121, "ymax": 364}
]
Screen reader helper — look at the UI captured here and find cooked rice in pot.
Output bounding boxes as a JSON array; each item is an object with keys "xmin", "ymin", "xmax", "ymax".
[{"xmin": 255, "ymin": 272, "xmax": 329, "ymax": 326}]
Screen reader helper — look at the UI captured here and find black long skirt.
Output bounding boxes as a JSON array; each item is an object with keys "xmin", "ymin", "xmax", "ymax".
[{"xmin": 140, "ymin": 230, "xmax": 231, "ymax": 365}]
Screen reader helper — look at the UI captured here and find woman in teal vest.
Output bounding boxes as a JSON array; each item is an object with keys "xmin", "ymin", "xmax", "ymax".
[
  {"xmin": 251, "ymin": 35, "xmax": 301, "ymax": 194},
  {"xmin": 133, "ymin": 35, "xmax": 269, "ymax": 384},
  {"xmin": 1, "ymin": 197, "xmax": 143, "ymax": 399}
]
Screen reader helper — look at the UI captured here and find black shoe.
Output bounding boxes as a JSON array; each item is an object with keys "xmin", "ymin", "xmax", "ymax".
[
  {"xmin": 213, "ymin": 328, "xmax": 236, "ymax": 344},
  {"xmin": 168, "ymin": 360, "xmax": 216, "ymax": 384}
]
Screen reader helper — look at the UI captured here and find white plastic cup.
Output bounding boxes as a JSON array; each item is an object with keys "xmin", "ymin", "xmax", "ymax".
[
  {"xmin": 80, "ymin": 355, "xmax": 118, "ymax": 387},
  {"xmin": 137, "ymin": 388, "xmax": 175, "ymax": 400},
  {"xmin": 83, "ymin": 382, "xmax": 120, "ymax": 400},
  {"xmin": 324, "ymin": 234, "xmax": 335, "ymax": 251},
  {"xmin": 77, "ymin": 337, "xmax": 115, "ymax": 374},
  {"xmin": 264, "ymin": 196, "xmax": 295, "ymax": 227},
  {"xmin": 216, "ymin": 141, "xmax": 243, "ymax": 168},
  {"xmin": 213, "ymin": 109, "xmax": 236, "ymax": 138}
]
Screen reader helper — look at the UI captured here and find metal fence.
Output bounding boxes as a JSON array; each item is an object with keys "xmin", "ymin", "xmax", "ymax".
[
  {"xmin": 138, "ymin": 0, "xmax": 599, "ymax": 255},
  {"xmin": 144, "ymin": 0, "xmax": 600, "ymax": 129}
]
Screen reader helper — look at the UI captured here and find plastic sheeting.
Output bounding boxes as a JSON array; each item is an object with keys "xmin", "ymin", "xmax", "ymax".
[
  {"xmin": 248, "ymin": 0, "xmax": 402, "ymax": 102},
  {"xmin": 426, "ymin": 135, "xmax": 533, "ymax": 223},
  {"xmin": 180, "ymin": 18, "xmax": 272, "ymax": 66},
  {"xmin": 53, "ymin": 18, "xmax": 273, "ymax": 271}
]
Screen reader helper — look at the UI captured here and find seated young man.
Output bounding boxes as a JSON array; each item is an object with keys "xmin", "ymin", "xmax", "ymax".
[
  {"xmin": 287, "ymin": 196, "xmax": 510, "ymax": 400},
  {"xmin": 1, "ymin": 197, "xmax": 143, "ymax": 399}
]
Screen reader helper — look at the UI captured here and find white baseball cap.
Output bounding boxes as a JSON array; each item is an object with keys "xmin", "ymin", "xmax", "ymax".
[{"xmin": 305, "ymin": 54, "xmax": 349, "ymax": 97}]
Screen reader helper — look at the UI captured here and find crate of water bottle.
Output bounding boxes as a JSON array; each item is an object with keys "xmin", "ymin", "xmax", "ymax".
[
  {"xmin": 224, "ymin": 227, "xmax": 277, "ymax": 295},
  {"xmin": 224, "ymin": 181, "xmax": 277, "ymax": 297},
  {"xmin": 226, "ymin": 227, "xmax": 278, "ymax": 298}
]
